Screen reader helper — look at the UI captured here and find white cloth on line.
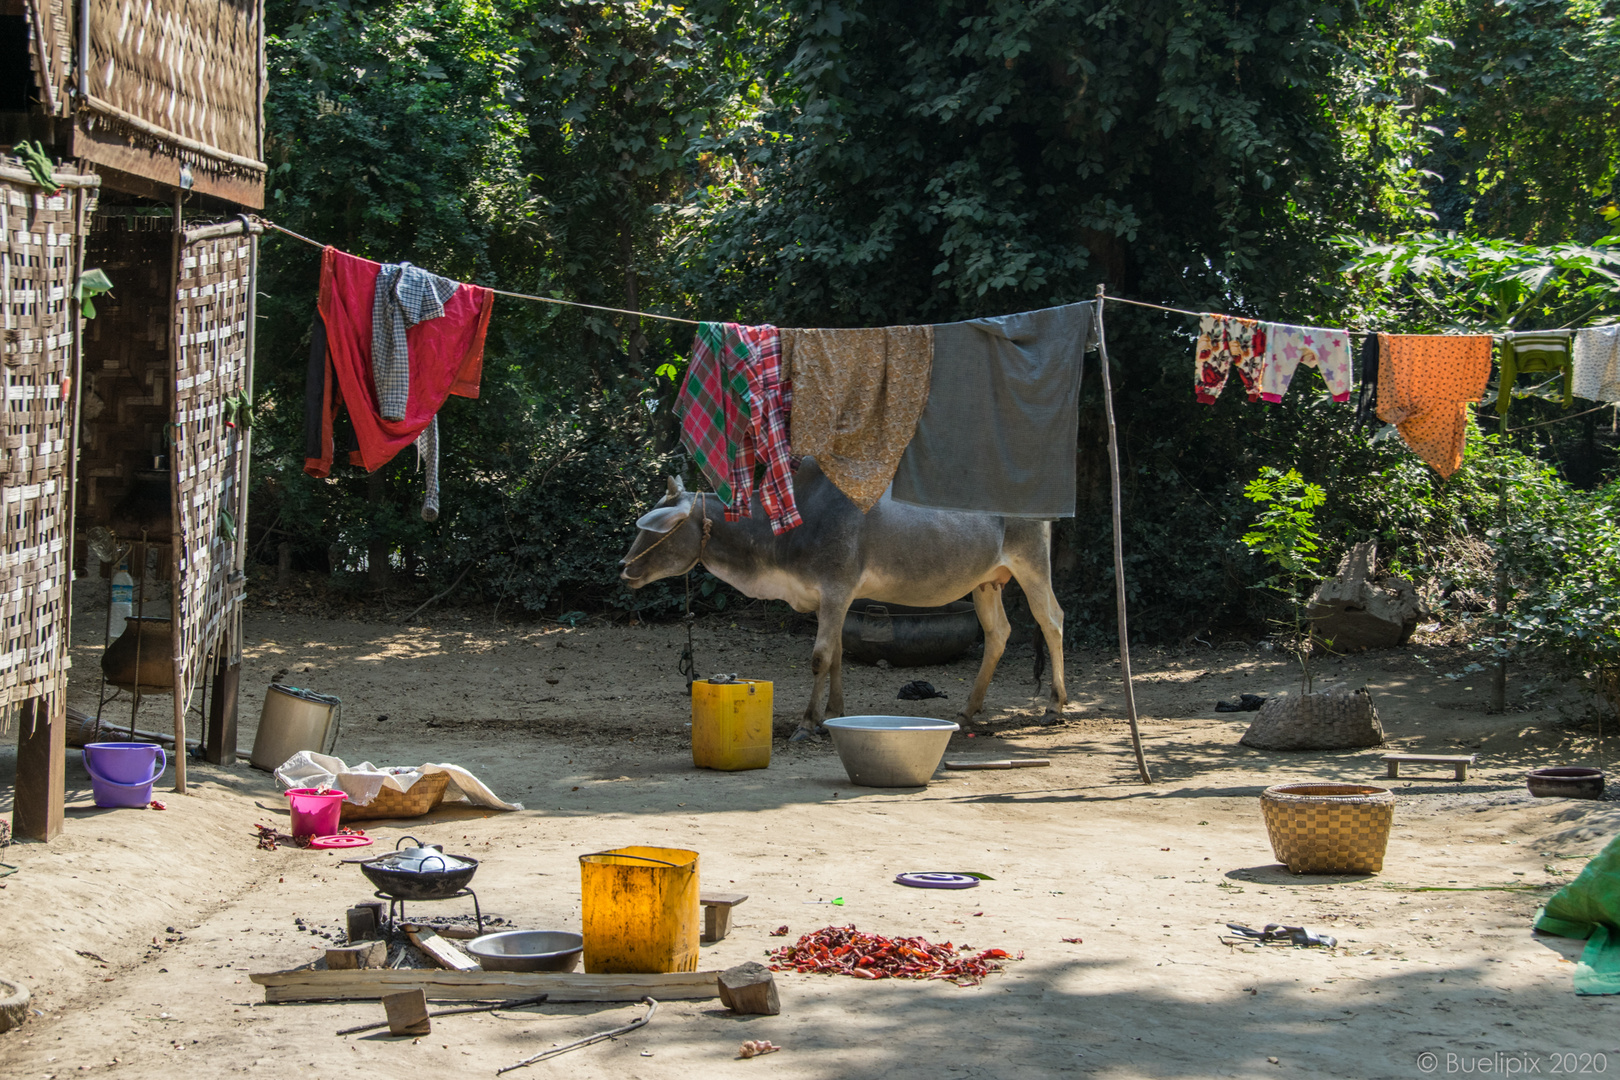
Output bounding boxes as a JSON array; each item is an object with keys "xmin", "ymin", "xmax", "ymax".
[
  {"xmin": 1572, "ymin": 325, "xmax": 1620, "ymax": 404},
  {"xmin": 273, "ymin": 750, "xmax": 523, "ymax": 811}
]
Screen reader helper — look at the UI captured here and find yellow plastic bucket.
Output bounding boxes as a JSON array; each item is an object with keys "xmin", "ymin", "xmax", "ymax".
[
  {"xmin": 691, "ymin": 678, "xmax": 773, "ymax": 770},
  {"xmin": 579, "ymin": 846, "xmax": 700, "ymax": 974}
]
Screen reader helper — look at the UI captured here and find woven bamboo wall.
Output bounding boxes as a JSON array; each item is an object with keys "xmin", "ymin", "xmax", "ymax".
[
  {"xmin": 77, "ymin": 217, "xmax": 172, "ymax": 534},
  {"xmin": 0, "ymin": 161, "xmax": 92, "ymax": 713},
  {"xmin": 74, "ymin": 0, "xmax": 265, "ymax": 207},
  {"xmin": 22, "ymin": 0, "xmax": 72, "ymax": 117},
  {"xmin": 169, "ymin": 230, "xmax": 251, "ymax": 708}
]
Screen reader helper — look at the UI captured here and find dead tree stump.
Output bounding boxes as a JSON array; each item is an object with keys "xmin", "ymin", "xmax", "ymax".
[{"xmin": 1307, "ymin": 541, "xmax": 1420, "ymax": 651}]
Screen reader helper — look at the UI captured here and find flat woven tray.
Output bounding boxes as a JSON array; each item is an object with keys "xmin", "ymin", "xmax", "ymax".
[{"xmin": 340, "ymin": 771, "xmax": 450, "ymax": 822}]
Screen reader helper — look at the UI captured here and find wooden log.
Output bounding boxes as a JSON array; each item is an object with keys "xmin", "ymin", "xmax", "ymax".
[
  {"xmin": 346, "ymin": 904, "xmax": 381, "ymax": 943},
  {"xmin": 717, "ymin": 962, "xmax": 780, "ymax": 1016},
  {"xmin": 248, "ymin": 968, "xmax": 721, "ymax": 1004},
  {"xmin": 405, "ymin": 926, "xmax": 481, "ymax": 972},
  {"xmin": 944, "ymin": 759, "xmax": 1051, "ymax": 770},
  {"xmin": 14, "ymin": 697, "xmax": 65, "ymax": 842},
  {"xmin": 326, "ymin": 941, "xmax": 387, "ymax": 970},
  {"xmin": 204, "ymin": 656, "xmax": 240, "ymax": 766},
  {"xmin": 383, "ymin": 989, "xmax": 431, "ymax": 1036},
  {"xmin": 700, "ymin": 892, "xmax": 748, "ymax": 943}
]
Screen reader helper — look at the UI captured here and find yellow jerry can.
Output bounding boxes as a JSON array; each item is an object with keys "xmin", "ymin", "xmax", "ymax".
[{"xmin": 690, "ymin": 678, "xmax": 773, "ymax": 771}]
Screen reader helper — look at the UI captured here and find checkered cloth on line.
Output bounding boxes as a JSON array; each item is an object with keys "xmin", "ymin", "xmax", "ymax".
[
  {"xmin": 677, "ymin": 322, "xmax": 752, "ymax": 508},
  {"xmin": 372, "ymin": 262, "xmax": 460, "ymax": 421},
  {"xmin": 735, "ymin": 324, "xmax": 801, "ymax": 534}
]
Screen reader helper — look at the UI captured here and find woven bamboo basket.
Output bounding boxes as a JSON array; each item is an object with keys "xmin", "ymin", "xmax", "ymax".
[
  {"xmin": 339, "ymin": 772, "xmax": 451, "ymax": 822},
  {"xmin": 1260, "ymin": 782, "xmax": 1395, "ymax": 874}
]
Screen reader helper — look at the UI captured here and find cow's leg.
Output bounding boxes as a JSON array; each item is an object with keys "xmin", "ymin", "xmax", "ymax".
[
  {"xmin": 791, "ymin": 592, "xmax": 854, "ymax": 741},
  {"xmin": 1010, "ymin": 562, "xmax": 1067, "ymax": 722},
  {"xmin": 960, "ymin": 584, "xmax": 1011, "ymax": 722}
]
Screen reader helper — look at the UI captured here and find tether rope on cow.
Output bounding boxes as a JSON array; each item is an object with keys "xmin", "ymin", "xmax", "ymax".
[{"xmin": 676, "ymin": 493, "xmax": 715, "ymax": 690}]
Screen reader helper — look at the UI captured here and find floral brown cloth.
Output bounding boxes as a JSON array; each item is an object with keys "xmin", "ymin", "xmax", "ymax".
[{"xmin": 782, "ymin": 325, "xmax": 934, "ymax": 511}]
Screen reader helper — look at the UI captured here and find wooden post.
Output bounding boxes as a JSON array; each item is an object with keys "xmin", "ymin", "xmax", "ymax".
[
  {"xmin": 169, "ymin": 190, "xmax": 187, "ymax": 794},
  {"xmin": 14, "ymin": 696, "xmax": 66, "ymax": 841},
  {"xmin": 1093, "ymin": 287, "xmax": 1152, "ymax": 785},
  {"xmin": 204, "ymin": 648, "xmax": 240, "ymax": 765},
  {"xmin": 382, "ymin": 989, "xmax": 431, "ymax": 1036}
]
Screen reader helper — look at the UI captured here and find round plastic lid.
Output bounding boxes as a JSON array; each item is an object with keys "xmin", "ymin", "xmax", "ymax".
[
  {"xmin": 309, "ymin": 834, "xmax": 373, "ymax": 849},
  {"xmin": 894, "ymin": 872, "xmax": 979, "ymax": 889}
]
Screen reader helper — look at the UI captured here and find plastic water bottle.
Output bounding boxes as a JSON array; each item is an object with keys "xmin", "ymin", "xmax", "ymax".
[{"xmin": 108, "ymin": 562, "xmax": 134, "ymax": 640}]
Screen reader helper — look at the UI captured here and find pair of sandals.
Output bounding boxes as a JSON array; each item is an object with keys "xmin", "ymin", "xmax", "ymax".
[{"xmin": 1223, "ymin": 923, "xmax": 1337, "ymax": 948}]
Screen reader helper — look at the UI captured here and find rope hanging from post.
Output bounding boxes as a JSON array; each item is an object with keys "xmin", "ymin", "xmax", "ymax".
[{"xmin": 1095, "ymin": 285, "xmax": 1152, "ymax": 785}]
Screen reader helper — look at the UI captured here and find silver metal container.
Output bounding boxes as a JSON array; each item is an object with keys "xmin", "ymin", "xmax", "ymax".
[
  {"xmin": 824, "ymin": 715, "xmax": 959, "ymax": 787},
  {"xmin": 463, "ymin": 930, "xmax": 584, "ymax": 972}
]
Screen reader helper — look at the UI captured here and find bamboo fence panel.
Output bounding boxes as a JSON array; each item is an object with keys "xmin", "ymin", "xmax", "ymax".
[
  {"xmin": 23, "ymin": 0, "xmax": 73, "ymax": 117},
  {"xmin": 82, "ymin": 0, "xmax": 263, "ymax": 175},
  {"xmin": 0, "ymin": 158, "xmax": 95, "ymax": 729},
  {"xmin": 168, "ymin": 229, "xmax": 251, "ymax": 735}
]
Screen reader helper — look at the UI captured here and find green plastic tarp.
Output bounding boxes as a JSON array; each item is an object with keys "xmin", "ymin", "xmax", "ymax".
[{"xmin": 1534, "ymin": 831, "xmax": 1620, "ymax": 995}]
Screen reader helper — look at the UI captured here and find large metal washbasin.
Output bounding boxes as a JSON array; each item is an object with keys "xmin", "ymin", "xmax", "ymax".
[
  {"xmin": 823, "ymin": 715, "xmax": 959, "ymax": 787},
  {"xmin": 841, "ymin": 599, "xmax": 981, "ymax": 667}
]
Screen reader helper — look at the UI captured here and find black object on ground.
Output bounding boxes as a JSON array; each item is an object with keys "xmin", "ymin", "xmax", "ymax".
[
  {"xmin": 897, "ymin": 680, "xmax": 948, "ymax": 700},
  {"xmin": 1215, "ymin": 693, "xmax": 1266, "ymax": 713}
]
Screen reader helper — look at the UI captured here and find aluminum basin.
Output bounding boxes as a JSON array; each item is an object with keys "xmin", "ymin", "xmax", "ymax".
[
  {"xmin": 464, "ymin": 930, "xmax": 584, "ymax": 972},
  {"xmin": 824, "ymin": 715, "xmax": 959, "ymax": 787}
]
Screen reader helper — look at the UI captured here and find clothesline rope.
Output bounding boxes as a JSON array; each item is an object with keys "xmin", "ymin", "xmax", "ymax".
[
  {"xmin": 263, "ymin": 217, "xmax": 1617, "ymax": 428},
  {"xmin": 260, "ymin": 219, "xmax": 702, "ymax": 326}
]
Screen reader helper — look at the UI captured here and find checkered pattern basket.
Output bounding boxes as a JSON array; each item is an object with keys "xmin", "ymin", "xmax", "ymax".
[{"xmin": 1260, "ymin": 782, "xmax": 1395, "ymax": 874}]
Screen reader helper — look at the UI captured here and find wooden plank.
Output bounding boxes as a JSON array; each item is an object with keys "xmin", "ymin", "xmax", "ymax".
[
  {"xmin": 945, "ymin": 759, "xmax": 1051, "ymax": 770},
  {"xmin": 70, "ymin": 125, "xmax": 265, "ymax": 208},
  {"xmin": 1380, "ymin": 753, "xmax": 1475, "ymax": 763},
  {"xmin": 405, "ymin": 926, "xmax": 480, "ymax": 972},
  {"xmin": 14, "ymin": 696, "xmax": 65, "ymax": 842},
  {"xmin": 700, "ymin": 892, "xmax": 748, "ymax": 943},
  {"xmin": 248, "ymin": 968, "xmax": 721, "ymax": 1005},
  {"xmin": 699, "ymin": 892, "xmax": 749, "ymax": 908}
]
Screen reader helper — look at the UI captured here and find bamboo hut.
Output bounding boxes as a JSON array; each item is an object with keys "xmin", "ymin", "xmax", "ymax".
[{"xmin": 4, "ymin": 0, "xmax": 265, "ymax": 839}]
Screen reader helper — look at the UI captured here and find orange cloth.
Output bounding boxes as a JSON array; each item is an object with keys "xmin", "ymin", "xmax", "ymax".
[{"xmin": 1374, "ymin": 334, "xmax": 1494, "ymax": 479}]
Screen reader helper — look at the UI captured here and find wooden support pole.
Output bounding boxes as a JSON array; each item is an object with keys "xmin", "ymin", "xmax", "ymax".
[
  {"xmin": 170, "ymin": 191, "xmax": 186, "ymax": 795},
  {"xmin": 1094, "ymin": 286, "xmax": 1152, "ymax": 785},
  {"xmin": 204, "ymin": 651, "xmax": 240, "ymax": 766},
  {"xmin": 14, "ymin": 696, "xmax": 66, "ymax": 841}
]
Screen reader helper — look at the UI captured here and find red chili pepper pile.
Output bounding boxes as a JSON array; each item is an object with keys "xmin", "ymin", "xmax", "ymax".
[{"xmin": 767, "ymin": 925, "xmax": 1019, "ymax": 986}]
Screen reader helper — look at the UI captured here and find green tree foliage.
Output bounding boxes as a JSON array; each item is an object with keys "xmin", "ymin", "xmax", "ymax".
[{"xmin": 1241, "ymin": 468, "xmax": 1328, "ymax": 692}]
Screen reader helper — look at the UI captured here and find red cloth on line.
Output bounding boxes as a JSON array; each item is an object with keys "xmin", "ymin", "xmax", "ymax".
[{"xmin": 304, "ymin": 246, "xmax": 492, "ymax": 477}]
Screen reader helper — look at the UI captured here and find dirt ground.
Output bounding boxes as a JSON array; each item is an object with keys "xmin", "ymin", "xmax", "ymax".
[{"xmin": 1, "ymin": 576, "xmax": 1618, "ymax": 1079}]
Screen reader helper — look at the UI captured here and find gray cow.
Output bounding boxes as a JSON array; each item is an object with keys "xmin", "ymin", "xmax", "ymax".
[{"xmin": 619, "ymin": 459, "xmax": 1067, "ymax": 739}]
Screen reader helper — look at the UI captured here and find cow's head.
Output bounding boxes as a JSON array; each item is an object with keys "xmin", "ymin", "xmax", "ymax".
[{"xmin": 619, "ymin": 475, "xmax": 704, "ymax": 588}]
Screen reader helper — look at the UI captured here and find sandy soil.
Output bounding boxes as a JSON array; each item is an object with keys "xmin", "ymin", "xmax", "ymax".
[{"xmin": 1, "ymin": 576, "xmax": 1617, "ymax": 1079}]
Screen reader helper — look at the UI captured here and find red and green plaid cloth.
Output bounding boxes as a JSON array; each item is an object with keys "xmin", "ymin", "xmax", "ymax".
[
  {"xmin": 676, "ymin": 322, "xmax": 801, "ymax": 533},
  {"xmin": 677, "ymin": 322, "xmax": 751, "ymax": 508}
]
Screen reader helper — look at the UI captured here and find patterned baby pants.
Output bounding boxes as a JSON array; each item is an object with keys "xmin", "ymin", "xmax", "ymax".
[
  {"xmin": 1261, "ymin": 324, "xmax": 1353, "ymax": 403},
  {"xmin": 1195, "ymin": 315, "xmax": 1267, "ymax": 404}
]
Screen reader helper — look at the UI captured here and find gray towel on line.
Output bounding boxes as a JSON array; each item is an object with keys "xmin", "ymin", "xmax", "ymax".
[
  {"xmin": 372, "ymin": 262, "xmax": 459, "ymax": 421},
  {"xmin": 890, "ymin": 300, "xmax": 1099, "ymax": 517},
  {"xmin": 416, "ymin": 417, "xmax": 440, "ymax": 522}
]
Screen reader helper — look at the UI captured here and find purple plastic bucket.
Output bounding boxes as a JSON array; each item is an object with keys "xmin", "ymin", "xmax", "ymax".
[{"xmin": 83, "ymin": 742, "xmax": 166, "ymax": 809}]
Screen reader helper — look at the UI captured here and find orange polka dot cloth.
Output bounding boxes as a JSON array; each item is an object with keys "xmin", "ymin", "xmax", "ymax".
[{"xmin": 1374, "ymin": 334, "xmax": 1495, "ymax": 479}]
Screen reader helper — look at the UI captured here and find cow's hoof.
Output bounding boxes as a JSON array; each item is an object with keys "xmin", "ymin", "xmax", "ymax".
[
  {"xmin": 1039, "ymin": 711, "xmax": 1064, "ymax": 726},
  {"xmin": 788, "ymin": 726, "xmax": 819, "ymax": 744}
]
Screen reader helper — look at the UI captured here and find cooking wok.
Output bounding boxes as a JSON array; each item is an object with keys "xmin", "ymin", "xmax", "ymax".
[{"xmin": 356, "ymin": 837, "xmax": 479, "ymax": 900}]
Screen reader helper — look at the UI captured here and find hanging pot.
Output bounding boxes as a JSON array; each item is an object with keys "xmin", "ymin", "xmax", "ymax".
[{"xmin": 100, "ymin": 617, "xmax": 175, "ymax": 694}]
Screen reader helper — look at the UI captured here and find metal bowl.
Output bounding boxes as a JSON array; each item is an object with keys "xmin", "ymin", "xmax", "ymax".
[
  {"xmin": 1527, "ymin": 766, "xmax": 1605, "ymax": 800},
  {"xmin": 464, "ymin": 930, "xmax": 584, "ymax": 972},
  {"xmin": 824, "ymin": 715, "xmax": 959, "ymax": 787}
]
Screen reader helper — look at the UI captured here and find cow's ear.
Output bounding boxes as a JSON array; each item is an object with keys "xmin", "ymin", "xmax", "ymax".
[
  {"xmin": 635, "ymin": 505, "xmax": 689, "ymax": 535},
  {"xmin": 666, "ymin": 475, "xmax": 686, "ymax": 498}
]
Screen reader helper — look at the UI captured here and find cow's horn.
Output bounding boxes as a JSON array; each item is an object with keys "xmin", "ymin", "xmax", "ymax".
[{"xmin": 666, "ymin": 475, "xmax": 687, "ymax": 497}]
